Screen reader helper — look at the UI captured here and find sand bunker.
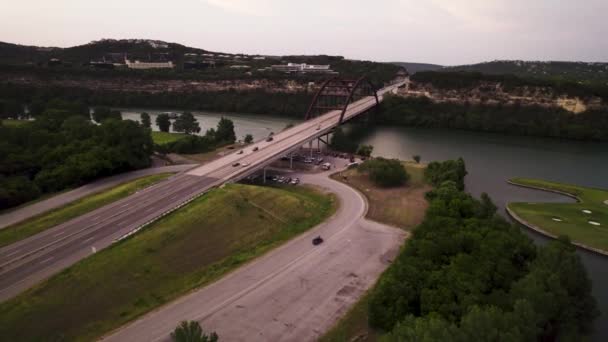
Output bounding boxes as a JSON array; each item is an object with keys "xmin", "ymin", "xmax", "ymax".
[
  {"xmin": 589, "ymin": 221, "xmax": 601, "ymax": 226},
  {"xmin": 552, "ymin": 218, "xmax": 563, "ymax": 222},
  {"xmin": 582, "ymin": 209, "xmax": 592, "ymax": 214},
  {"xmin": 604, "ymin": 200, "xmax": 608, "ymax": 206}
]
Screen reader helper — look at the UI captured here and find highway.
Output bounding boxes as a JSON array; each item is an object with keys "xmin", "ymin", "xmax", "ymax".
[
  {"xmin": 102, "ymin": 169, "xmax": 406, "ymax": 342},
  {"xmin": 0, "ymin": 81, "xmax": 404, "ymax": 302}
]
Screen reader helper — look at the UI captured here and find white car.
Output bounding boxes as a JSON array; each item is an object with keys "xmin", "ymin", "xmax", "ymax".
[{"xmin": 241, "ymin": 163, "xmax": 250, "ymax": 167}]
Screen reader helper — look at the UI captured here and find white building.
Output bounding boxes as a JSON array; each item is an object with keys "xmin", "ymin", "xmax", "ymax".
[
  {"xmin": 271, "ymin": 63, "xmax": 335, "ymax": 74},
  {"xmin": 125, "ymin": 59, "xmax": 174, "ymax": 69}
]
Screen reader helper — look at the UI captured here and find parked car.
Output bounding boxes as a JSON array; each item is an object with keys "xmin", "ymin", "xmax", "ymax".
[
  {"xmin": 290, "ymin": 178, "xmax": 300, "ymax": 185},
  {"xmin": 349, "ymin": 155, "xmax": 355, "ymax": 163},
  {"xmin": 321, "ymin": 162, "xmax": 331, "ymax": 170}
]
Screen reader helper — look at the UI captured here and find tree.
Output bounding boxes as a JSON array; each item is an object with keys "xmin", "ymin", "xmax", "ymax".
[
  {"xmin": 357, "ymin": 144, "xmax": 374, "ymax": 157},
  {"xmin": 140, "ymin": 112, "xmax": 151, "ymax": 128},
  {"xmin": 171, "ymin": 321, "xmax": 218, "ymax": 342},
  {"xmin": 173, "ymin": 112, "xmax": 201, "ymax": 135},
  {"xmin": 413, "ymin": 155, "xmax": 421, "ymax": 163},
  {"xmin": 330, "ymin": 127, "xmax": 358, "ymax": 153},
  {"xmin": 92, "ymin": 107, "xmax": 122, "ymax": 123},
  {"xmin": 156, "ymin": 113, "xmax": 171, "ymax": 132},
  {"xmin": 215, "ymin": 117, "xmax": 236, "ymax": 143},
  {"xmin": 243, "ymin": 134, "xmax": 254, "ymax": 144},
  {"xmin": 358, "ymin": 158, "xmax": 409, "ymax": 187}
]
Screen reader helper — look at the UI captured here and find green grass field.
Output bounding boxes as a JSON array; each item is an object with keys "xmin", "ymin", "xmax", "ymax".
[
  {"xmin": 0, "ymin": 184, "xmax": 336, "ymax": 341},
  {"xmin": 0, "ymin": 173, "xmax": 172, "ymax": 248},
  {"xmin": 508, "ymin": 178, "xmax": 608, "ymax": 253},
  {"xmin": 1, "ymin": 119, "xmax": 31, "ymax": 127},
  {"xmin": 151, "ymin": 131, "xmax": 188, "ymax": 145}
]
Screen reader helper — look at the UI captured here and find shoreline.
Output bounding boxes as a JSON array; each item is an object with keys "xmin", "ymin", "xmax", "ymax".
[{"xmin": 506, "ymin": 180, "xmax": 608, "ymax": 257}]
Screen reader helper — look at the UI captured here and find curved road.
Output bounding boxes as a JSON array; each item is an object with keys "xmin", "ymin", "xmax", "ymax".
[{"xmin": 102, "ymin": 170, "xmax": 406, "ymax": 342}]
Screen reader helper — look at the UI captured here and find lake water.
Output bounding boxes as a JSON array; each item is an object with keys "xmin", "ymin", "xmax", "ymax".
[
  {"xmin": 122, "ymin": 109, "xmax": 608, "ymax": 340},
  {"xmin": 121, "ymin": 109, "xmax": 300, "ymax": 141}
]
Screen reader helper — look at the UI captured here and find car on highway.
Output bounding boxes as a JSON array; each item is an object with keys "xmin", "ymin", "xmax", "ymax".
[
  {"xmin": 232, "ymin": 162, "xmax": 240, "ymax": 167},
  {"xmin": 237, "ymin": 150, "xmax": 244, "ymax": 154},
  {"xmin": 266, "ymin": 136, "xmax": 274, "ymax": 142},
  {"xmin": 241, "ymin": 163, "xmax": 249, "ymax": 167},
  {"xmin": 312, "ymin": 236, "xmax": 324, "ymax": 245},
  {"xmin": 253, "ymin": 147, "xmax": 259, "ymax": 152},
  {"xmin": 316, "ymin": 125, "xmax": 321, "ymax": 130}
]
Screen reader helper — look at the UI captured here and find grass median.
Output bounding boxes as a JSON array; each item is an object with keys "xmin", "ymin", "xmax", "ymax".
[
  {"xmin": 0, "ymin": 173, "xmax": 173, "ymax": 248},
  {"xmin": 508, "ymin": 177, "xmax": 608, "ymax": 253},
  {"xmin": 0, "ymin": 184, "xmax": 336, "ymax": 341}
]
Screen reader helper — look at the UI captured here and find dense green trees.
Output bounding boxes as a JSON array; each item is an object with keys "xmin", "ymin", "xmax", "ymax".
[
  {"xmin": 173, "ymin": 112, "xmax": 201, "ymax": 135},
  {"xmin": 92, "ymin": 107, "xmax": 121, "ymax": 123},
  {"xmin": 368, "ymin": 160, "xmax": 599, "ymax": 341},
  {"xmin": 356, "ymin": 144, "xmax": 374, "ymax": 157},
  {"xmin": 140, "ymin": 112, "xmax": 151, "ymax": 128},
  {"xmin": 413, "ymin": 155, "xmax": 421, "ymax": 163},
  {"xmin": 425, "ymin": 158, "xmax": 467, "ymax": 190},
  {"xmin": 157, "ymin": 118, "xmax": 236, "ymax": 154},
  {"xmin": 377, "ymin": 95, "xmax": 608, "ymax": 141},
  {"xmin": 0, "ymin": 109, "xmax": 152, "ymax": 209},
  {"xmin": 215, "ymin": 117, "xmax": 236, "ymax": 143},
  {"xmin": 171, "ymin": 321, "xmax": 218, "ymax": 342},
  {"xmin": 358, "ymin": 158, "xmax": 409, "ymax": 187},
  {"xmin": 330, "ymin": 127, "xmax": 358, "ymax": 153},
  {"xmin": 243, "ymin": 134, "xmax": 253, "ymax": 144},
  {"xmin": 156, "ymin": 113, "xmax": 171, "ymax": 132}
]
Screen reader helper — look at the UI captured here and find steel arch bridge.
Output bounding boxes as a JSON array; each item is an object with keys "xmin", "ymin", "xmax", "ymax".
[{"xmin": 304, "ymin": 76, "xmax": 379, "ymax": 124}]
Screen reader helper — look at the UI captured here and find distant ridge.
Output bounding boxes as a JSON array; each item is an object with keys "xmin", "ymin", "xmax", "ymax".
[
  {"xmin": 391, "ymin": 62, "xmax": 443, "ymax": 74},
  {"xmin": 444, "ymin": 60, "xmax": 608, "ymax": 82}
]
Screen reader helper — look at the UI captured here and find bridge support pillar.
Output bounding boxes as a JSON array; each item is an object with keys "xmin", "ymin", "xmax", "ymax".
[
  {"xmin": 309, "ymin": 141, "xmax": 313, "ymax": 158},
  {"xmin": 290, "ymin": 154, "xmax": 293, "ymax": 169},
  {"xmin": 263, "ymin": 168, "xmax": 266, "ymax": 184}
]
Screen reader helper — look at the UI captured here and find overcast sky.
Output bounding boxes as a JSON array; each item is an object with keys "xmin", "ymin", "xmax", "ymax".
[{"xmin": 2, "ymin": 0, "xmax": 607, "ymax": 65}]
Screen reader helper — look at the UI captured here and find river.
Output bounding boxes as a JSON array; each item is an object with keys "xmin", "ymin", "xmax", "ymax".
[{"xmin": 122, "ymin": 109, "xmax": 608, "ymax": 340}]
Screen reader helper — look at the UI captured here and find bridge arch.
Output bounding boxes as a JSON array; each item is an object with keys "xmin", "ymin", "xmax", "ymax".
[{"xmin": 304, "ymin": 76, "xmax": 379, "ymax": 124}]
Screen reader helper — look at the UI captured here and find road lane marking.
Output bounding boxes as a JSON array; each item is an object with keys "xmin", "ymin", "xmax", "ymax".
[
  {"xmin": 53, "ymin": 231, "xmax": 66, "ymax": 237},
  {"xmin": 40, "ymin": 257, "xmax": 54, "ymax": 264},
  {"xmin": 4, "ymin": 250, "xmax": 20, "ymax": 258},
  {"xmin": 82, "ymin": 237, "xmax": 95, "ymax": 244}
]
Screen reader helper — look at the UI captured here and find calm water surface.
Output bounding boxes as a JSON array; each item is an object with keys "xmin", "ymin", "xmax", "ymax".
[{"xmin": 123, "ymin": 109, "xmax": 608, "ymax": 340}]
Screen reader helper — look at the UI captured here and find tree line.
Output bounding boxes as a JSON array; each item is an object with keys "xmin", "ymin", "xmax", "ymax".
[
  {"xmin": 0, "ymin": 102, "xmax": 153, "ymax": 210},
  {"xmin": 376, "ymin": 95, "xmax": 608, "ymax": 141},
  {"xmin": 368, "ymin": 159, "xmax": 599, "ymax": 341}
]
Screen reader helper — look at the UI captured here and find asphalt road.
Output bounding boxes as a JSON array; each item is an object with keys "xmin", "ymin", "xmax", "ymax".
[
  {"xmin": 0, "ymin": 82, "xmax": 404, "ymax": 302},
  {"xmin": 102, "ymin": 170, "xmax": 406, "ymax": 342},
  {"xmin": 0, "ymin": 164, "xmax": 198, "ymax": 230}
]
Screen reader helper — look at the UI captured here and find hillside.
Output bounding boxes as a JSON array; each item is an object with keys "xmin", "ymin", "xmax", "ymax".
[
  {"xmin": 445, "ymin": 60, "xmax": 608, "ymax": 83},
  {"xmin": 391, "ymin": 62, "xmax": 443, "ymax": 74}
]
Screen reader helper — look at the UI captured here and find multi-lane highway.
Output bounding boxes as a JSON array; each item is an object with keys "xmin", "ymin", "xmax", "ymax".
[{"xmin": 0, "ymin": 81, "xmax": 404, "ymax": 301}]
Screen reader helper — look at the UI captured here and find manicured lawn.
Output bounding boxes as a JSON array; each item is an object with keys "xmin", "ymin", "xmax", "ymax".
[
  {"xmin": 0, "ymin": 173, "xmax": 172, "ymax": 248},
  {"xmin": 0, "ymin": 184, "xmax": 336, "ymax": 341},
  {"xmin": 331, "ymin": 161, "xmax": 430, "ymax": 230},
  {"xmin": 508, "ymin": 178, "xmax": 608, "ymax": 253},
  {"xmin": 151, "ymin": 131, "xmax": 188, "ymax": 145}
]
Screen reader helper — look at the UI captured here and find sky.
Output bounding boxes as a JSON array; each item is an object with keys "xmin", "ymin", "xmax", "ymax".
[{"xmin": 1, "ymin": 0, "xmax": 607, "ymax": 65}]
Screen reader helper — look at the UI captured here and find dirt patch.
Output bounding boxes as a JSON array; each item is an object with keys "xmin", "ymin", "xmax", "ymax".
[{"xmin": 332, "ymin": 167, "xmax": 430, "ymax": 230}]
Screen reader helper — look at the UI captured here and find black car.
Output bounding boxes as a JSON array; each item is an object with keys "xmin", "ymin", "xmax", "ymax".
[
  {"xmin": 266, "ymin": 136, "xmax": 274, "ymax": 142},
  {"xmin": 312, "ymin": 236, "xmax": 324, "ymax": 245}
]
